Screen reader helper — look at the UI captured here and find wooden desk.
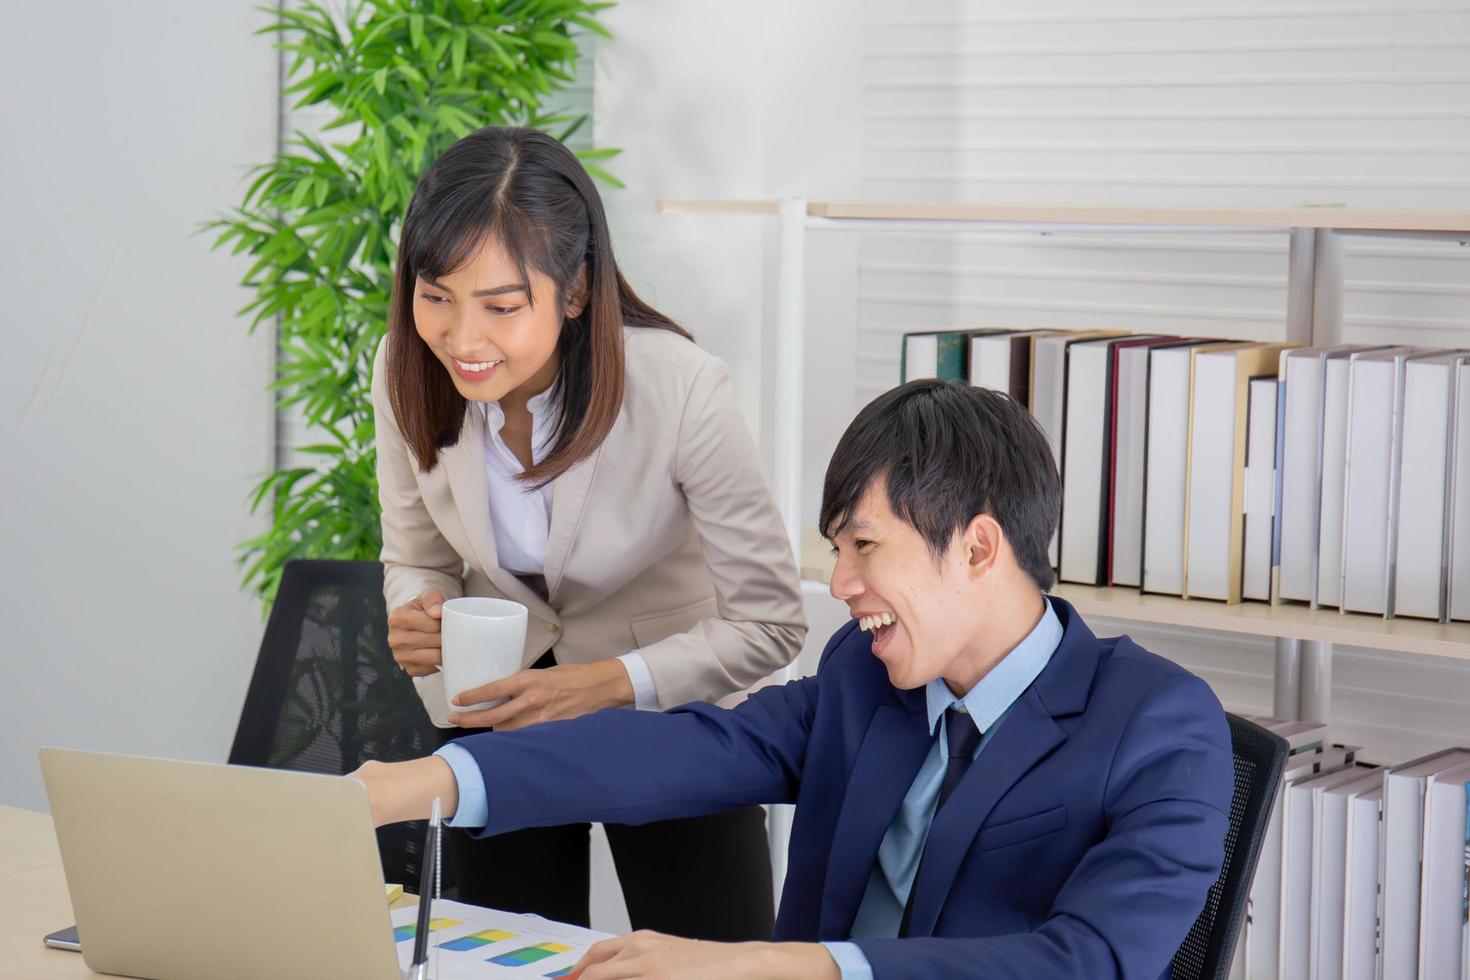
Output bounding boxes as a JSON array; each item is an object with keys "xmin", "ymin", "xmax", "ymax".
[{"xmin": 0, "ymin": 804, "xmax": 92, "ymax": 978}]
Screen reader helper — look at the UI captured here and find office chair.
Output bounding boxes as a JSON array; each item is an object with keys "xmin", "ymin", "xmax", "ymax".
[
  {"xmin": 228, "ymin": 559, "xmax": 451, "ymax": 893},
  {"xmin": 1171, "ymin": 712, "xmax": 1290, "ymax": 980}
]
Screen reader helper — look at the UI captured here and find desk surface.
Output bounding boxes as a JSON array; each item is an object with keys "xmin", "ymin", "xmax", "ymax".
[{"xmin": 0, "ymin": 804, "xmax": 91, "ymax": 979}]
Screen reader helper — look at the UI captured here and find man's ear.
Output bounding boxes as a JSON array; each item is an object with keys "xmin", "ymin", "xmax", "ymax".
[{"xmin": 964, "ymin": 514, "xmax": 1003, "ymax": 580}]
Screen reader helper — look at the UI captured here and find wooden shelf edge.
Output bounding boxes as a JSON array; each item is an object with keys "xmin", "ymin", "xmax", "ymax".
[
  {"xmin": 657, "ymin": 198, "xmax": 780, "ymax": 216},
  {"xmin": 799, "ymin": 530, "xmax": 1470, "ymax": 662},
  {"xmin": 658, "ymin": 198, "xmax": 1470, "ymax": 233},
  {"xmin": 809, "ymin": 201, "xmax": 1470, "ymax": 232}
]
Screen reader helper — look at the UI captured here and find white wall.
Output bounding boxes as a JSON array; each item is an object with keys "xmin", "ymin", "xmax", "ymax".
[
  {"xmin": 594, "ymin": 0, "xmax": 864, "ymax": 456},
  {"xmin": 0, "ymin": 2, "xmax": 278, "ymax": 810}
]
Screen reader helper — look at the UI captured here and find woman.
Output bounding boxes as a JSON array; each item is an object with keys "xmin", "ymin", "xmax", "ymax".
[{"xmin": 372, "ymin": 126, "xmax": 806, "ymax": 939}]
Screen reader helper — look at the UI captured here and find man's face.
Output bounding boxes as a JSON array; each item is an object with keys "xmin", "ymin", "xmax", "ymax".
[{"xmin": 827, "ymin": 477, "xmax": 978, "ymax": 690}]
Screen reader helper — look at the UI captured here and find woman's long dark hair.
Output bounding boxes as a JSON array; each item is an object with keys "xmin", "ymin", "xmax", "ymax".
[{"xmin": 386, "ymin": 126, "xmax": 690, "ymax": 483}]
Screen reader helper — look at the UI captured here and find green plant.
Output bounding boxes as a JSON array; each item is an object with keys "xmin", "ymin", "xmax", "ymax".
[{"xmin": 206, "ymin": 0, "xmax": 618, "ymax": 606}]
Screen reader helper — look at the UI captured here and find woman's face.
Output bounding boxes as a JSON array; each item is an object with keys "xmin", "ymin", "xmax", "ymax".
[{"xmin": 412, "ymin": 236, "xmax": 578, "ymax": 403}]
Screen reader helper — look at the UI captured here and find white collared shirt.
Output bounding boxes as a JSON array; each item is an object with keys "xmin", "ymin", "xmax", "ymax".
[
  {"xmin": 478, "ymin": 389, "xmax": 557, "ymax": 578},
  {"xmin": 477, "ymin": 389, "xmax": 658, "ymax": 712}
]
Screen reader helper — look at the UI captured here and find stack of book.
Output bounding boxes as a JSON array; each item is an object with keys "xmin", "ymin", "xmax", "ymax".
[
  {"xmin": 1230, "ymin": 716, "xmax": 1470, "ymax": 980},
  {"xmin": 900, "ymin": 329, "xmax": 1470, "ymax": 621}
]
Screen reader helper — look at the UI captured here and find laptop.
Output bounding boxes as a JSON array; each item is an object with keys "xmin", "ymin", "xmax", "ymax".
[{"xmin": 39, "ymin": 748, "xmax": 404, "ymax": 980}]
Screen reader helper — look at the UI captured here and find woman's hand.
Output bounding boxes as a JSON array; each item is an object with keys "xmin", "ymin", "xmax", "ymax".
[
  {"xmin": 387, "ymin": 588, "xmax": 446, "ymax": 677},
  {"xmin": 566, "ymin": 931, "xmax": 840, "ymax": 980},
  {"xmin": 448, "ymin": 659, "xmax": 635, "ymax": 730}
]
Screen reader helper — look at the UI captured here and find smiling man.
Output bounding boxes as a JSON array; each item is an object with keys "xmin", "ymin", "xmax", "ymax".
[{"xmin": 353, "ymin": 379, "xmax": 1234, "ymax": 980}]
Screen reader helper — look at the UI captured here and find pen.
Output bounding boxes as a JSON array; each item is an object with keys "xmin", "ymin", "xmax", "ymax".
[{"xmin": 407, "ymin": 798, "xmax": 441, "ymax": 980}]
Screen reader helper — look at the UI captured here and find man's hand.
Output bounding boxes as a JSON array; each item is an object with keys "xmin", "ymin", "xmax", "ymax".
[
  {"xmin": 448, "ymin": 659, "xmax": 635, "ymax": 730},
  {"xmin": 348, "ymin": 757, "xmax": 460, "ymax": 828},
  {"xmin": 387, "ymin": 588, "xmax": 446, "ymax": 677},
  {"xmin": 567, "ymin": 931, "xmax": 839, "ymax": 980}
]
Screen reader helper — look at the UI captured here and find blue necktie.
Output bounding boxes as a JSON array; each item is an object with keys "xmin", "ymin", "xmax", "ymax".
[
  {"xmin": 898, "ymin": 705, "xmax": 982, "ymax": 936},
  {"xmin": 938, "ymin": 705, "xmax": 983, "ymax": 808}
]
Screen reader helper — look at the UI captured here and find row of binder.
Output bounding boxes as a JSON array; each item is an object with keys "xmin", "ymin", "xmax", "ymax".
[
  {"xmin": 1238, "ymin": 718, "xmax": 1470, "ymax": 980},
  {"xmin": 901, "ymin": 328, "xmax": 1470, "ymax": 620},
  {"xmin": 1278, "ymin": 346, "xmax": 1469, "ymax": 621}
]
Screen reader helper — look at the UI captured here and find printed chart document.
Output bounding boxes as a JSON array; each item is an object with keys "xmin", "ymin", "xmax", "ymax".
[{"xmin": 390, "ymin": 900, "xmax": 612, "ymax": 979}]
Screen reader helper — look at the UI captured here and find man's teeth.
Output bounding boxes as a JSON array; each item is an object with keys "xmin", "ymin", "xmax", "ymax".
[
  {"xmin": 861, "ymin": 613, "xmax": 896, "ymax": 632},
  {"xmin": 455, "ymin": 358, "xmax": 502, "ymax": 372}
]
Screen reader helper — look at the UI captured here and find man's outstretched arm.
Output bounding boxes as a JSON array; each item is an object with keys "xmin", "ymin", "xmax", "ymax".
[
  {"xmin": 353, "ymin": 753, "xmax": 459, "ymax": 827},
  {"xmin": 348, "ymin": 624, "xmax": 850, "ymax": 830}
]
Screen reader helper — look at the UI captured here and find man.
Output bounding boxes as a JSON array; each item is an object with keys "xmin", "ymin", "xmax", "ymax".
[{"xmin": 355, "ymin": 379, "xmax": 1234, "ymax": 979}]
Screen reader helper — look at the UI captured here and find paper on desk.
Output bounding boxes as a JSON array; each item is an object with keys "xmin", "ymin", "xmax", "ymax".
[{"xmin": 390, "ymin": 899, "xmax": 612, "ymax": 979}]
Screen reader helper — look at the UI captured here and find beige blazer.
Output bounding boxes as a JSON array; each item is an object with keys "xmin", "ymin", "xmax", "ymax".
[{"xmin": 373, "ymin": 326, "xmax": 807, "ymax": 727}]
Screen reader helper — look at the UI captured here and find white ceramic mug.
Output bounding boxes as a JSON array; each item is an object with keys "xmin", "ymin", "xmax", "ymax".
[{"xmin": 439, "ymin": 597, "xmax": 528, "ymax": 714}]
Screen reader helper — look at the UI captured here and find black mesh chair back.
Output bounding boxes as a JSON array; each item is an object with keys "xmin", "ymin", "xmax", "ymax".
[
  {"xmin": 1171, "ymin": 713, "xmax": 1290, "ymax": 979},
  {"xmin": 228, "ymin": 559, "xmax": 450, "ymax": 892}
]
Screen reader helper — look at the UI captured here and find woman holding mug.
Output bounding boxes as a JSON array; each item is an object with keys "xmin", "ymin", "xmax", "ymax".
[{"xmin": 372, "ymin": 125, "xmax": 806, "ymax": 938}]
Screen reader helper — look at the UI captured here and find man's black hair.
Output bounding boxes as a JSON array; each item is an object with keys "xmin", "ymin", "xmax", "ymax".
[{"xmin": 819, "ymin": 379, "xmax": 1061, "ymax": 591}]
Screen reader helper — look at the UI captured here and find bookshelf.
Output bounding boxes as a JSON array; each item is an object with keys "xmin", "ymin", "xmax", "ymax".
[{"xmin": 658, "ymin": 198, "xmax": 1470, "ymax": 721}]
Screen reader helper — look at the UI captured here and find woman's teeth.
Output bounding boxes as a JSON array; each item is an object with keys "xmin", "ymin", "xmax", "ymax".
[
  {"xmin": 455, "ymin": 358, "xmax": 502, "ymax": 371},
  {"xmin": 861, "ymin": 613, "xmax": 896, "ymax": 632}
]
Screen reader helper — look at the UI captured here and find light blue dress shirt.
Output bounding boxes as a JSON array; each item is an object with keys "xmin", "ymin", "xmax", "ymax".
[
  {"xmin": 436, "ymin": 599, "xmax": 1063, "ymax": 980},
  {"xmin": 822, "ymin": 598, "xmax": 1063, "ymax": 979},
  {"xmin": 437, "ymin": 740, "xmax": 490, "ymax": 829}
]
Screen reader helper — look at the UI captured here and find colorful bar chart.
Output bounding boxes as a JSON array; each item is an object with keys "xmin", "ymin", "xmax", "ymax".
[
  {"xmin": 488, "ymin": 942, "xmax": 574, "ymax": 967},
  {"xmin": 392, "ymin": 917, "xmax": 463, "ymax": 943},
  {"xmin": 439, "ymin": 927, "xmax": 518, "ymax": 951},
  {"xmin": 544, "ymin": 969, "xmax": 574, "ymax": 978}
]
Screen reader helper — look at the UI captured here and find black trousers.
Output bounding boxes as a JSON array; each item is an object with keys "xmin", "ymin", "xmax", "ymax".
[{"xmin": 433, "ymin": 653, "xmax": 775, "ymax": 941}]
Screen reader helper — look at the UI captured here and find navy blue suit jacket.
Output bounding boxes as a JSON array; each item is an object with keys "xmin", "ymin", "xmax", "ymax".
[{"xmin": 456, "ymin": 597, "xmax": 1234, "ymax": 979}]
